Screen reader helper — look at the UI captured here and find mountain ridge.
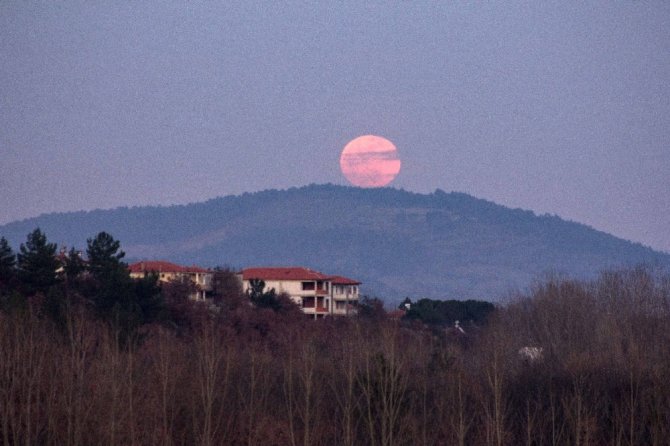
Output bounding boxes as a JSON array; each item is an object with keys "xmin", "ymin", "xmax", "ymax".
[{"xmin": 2, "ymin": 184, "xmax": 667, "ymax": 301}]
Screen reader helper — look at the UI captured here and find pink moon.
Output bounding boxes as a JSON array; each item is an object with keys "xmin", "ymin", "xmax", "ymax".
[{"xmin": 339, "ymin": 135, "xmax": 401, "ymax": 188}]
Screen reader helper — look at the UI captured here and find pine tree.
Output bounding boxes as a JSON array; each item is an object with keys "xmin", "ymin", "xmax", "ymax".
[
  {"xmin": 85, "ymin": 232, "xmax": 163, "ymax": 339},
  {"xmin": 86, "ymin": 231, "xmax": 125, "ymax": 278},
  {"xmin": 86, "ymin": 232, "xmax": 129, "ymax": 315},
  {"xmin": 17, "ymin": 228, "xmax": 60, "ymax": 295}
]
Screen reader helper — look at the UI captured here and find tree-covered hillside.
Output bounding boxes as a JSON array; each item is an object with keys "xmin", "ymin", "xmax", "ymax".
[{"xmin": 1, "ymin": 184, "xmax": 668, "ymax": 300}]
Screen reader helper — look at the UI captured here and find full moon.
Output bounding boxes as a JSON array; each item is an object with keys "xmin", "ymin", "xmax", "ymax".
[{"xmin": 339, "ymin": 135, "xmax": 401, "ymax": 187}]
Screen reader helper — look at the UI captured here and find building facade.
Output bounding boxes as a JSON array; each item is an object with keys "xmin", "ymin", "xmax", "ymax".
[
  {"xmin": 329, "ymin": 275, "xmax": 360, "ymax": 316},
  {"xmin": 129, "ymin": 261, "xmax": 212, "ymax": 301},
  {"xmin": 240, "ymin": 267, "xmax": 360, "ymax": 318}
]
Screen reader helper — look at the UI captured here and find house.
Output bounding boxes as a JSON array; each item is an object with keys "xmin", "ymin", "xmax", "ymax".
[
  {"xmin": 240, "ymin": 267, "xmax": 360, "ymax": 318},
  {"xmin": 128, "ymin": 261, "xmax": 213, "ymax": 301}
]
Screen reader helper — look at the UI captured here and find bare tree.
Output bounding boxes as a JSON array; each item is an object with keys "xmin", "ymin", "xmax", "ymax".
[
  {"xmin": 191, "ymin": 321, "xmax": 233, "ymax": 446},
  {"xmin": 357, "ymin": 322, "xmax": 411, "ymax": 446}
]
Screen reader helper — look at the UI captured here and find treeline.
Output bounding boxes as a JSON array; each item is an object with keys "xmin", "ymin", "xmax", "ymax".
[
  {"xmin": 0, "ymin": 229, "xmax": 170, "ymax": 342},
  {"xmin": 2, "ymin": 231, "xmax": 670, "ymax": 445},
  {"xmin": 400, "ymin": 297, "xmax": 495, "ymax": 327}
]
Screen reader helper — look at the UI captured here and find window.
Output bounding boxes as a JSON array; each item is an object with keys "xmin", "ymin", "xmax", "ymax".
[
  {"xmin": 336, "ymin": 301, "xmax": 346, "ymax": 310},
  {"xmin": 302, "ymin": 282, "xmax": 315, "ymax": 290}
]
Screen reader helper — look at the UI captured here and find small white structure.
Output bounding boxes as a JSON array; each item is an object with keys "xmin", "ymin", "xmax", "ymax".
[
  {"xmin": 518, "ymin": 346, "xmax": 544, "ymax": 362},
  {"xmin": 240, "ymin": 267, "xmax": 360, "ymax": 318}
]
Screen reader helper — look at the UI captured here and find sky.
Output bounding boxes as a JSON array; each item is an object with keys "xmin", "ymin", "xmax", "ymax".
[{"xmin": 1, "ymin": 2, "xmax": 669, "ymax": 252}]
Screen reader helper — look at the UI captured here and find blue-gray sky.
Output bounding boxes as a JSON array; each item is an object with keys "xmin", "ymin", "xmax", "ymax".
[{"xmin": 2, "ymin": 2, "xmax": 669, "ymax": 252}]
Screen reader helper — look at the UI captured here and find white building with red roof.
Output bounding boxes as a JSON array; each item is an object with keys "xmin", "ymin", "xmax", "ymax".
[
  {"xmin": 129, "ymin": 261, "xmax": 212, "ymax": 301},
  {"xmin": 240, "ymin": 267, "xmax": 360, "ymax": 318}
]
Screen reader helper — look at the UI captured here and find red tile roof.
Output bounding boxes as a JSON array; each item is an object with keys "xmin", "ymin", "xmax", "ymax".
[
  {"xmin": 128, "ymin": 261, "xmax": 209, "ymax": 274},
  {"xmin": 242, "ymin": 267, "xmax": 362, "ymax": 285},
  {"xmin": 242, "ymin": 267, "xmax": 329, "ymax": 281},
  {"xmin": 328, "ymin": 275, "xmax": 361, "ymax": 285}
]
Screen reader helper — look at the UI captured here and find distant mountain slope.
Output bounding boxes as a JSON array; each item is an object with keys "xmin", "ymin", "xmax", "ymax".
[{"xmin": 2, "ymin": 184, "xmax": 668, "ymax": 300}]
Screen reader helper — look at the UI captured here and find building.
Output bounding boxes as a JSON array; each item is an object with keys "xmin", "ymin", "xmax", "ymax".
[
  {"xmin": 128, "ymin": 261, "xmax": 212, "ymax": 301},
  {"xmin": 329, "ymin": 275, "xmax": 361, "ymax": 316},
  {"xmin": 240, "ymin": 267, "xmax": 360, "ymax": 318}
]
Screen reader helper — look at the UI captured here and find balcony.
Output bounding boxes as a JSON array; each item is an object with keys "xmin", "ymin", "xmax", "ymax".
[
  {"xmin": 333, "ymin": 294, "xmax": 357, "ymax": 301},
  {"xmin": 301, "ymin": 294, "xmax": 328, "ymax": 313},
  {"xmin": 301, "ymin": 305, "xmax": 329, "ymax": 314},
  {"xmin": 333, "ymin": 304, "xmax": 357, "ymax": 316}
]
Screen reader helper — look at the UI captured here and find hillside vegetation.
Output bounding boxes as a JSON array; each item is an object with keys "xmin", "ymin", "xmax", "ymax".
[
  {"xmin": 1, "ymin": 242, "xmax": 669, "ymax": 445},
  {"xmin": 1, "ymin": 184, "xmax": 668, "ymax": 300}
]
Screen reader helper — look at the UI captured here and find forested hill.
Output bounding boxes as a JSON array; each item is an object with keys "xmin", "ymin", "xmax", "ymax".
[{"xmin": 1, "ymin": 184, "xmax": 668, "ymax": 300}]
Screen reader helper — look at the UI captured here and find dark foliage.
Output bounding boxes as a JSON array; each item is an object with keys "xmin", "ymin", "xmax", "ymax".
[
  {"xmin": 356, "ymin": 296, "xmax": 387, "ymax": 320},
  {"xmin": 17, "ymin": 228, "xmax": 60, "ymax": 295},
  {"xmin": 0, "ymin": 236, "xmax": 16, "ymax": 289},
  {"xmin": 0, "ymin": 229, "xmax": 165, "ymax": 342},
  {"xmin": 403, "ymin": 298, "xmax": 495, "ymax": 327},
  {"xmin": 161, "ymin": 278, "xmax": 204, "ymax": 332},
  {"xmin": 62, "ymin": 247, "xmax": 85, "ymax": 283},
  {"xmin": 83, "ymin": 232, "xmax": 164, "ymax": 340},
  {"xmin": 246, "ymin": 278, "xmax": 299, "ymax": 314},
  {"xmin": 210, "ymin": 266, "xmax": 242, "ymax": 301},
  {"xmin": 86, "ymin": 231, "xmax": 125, "ymax": 278}
]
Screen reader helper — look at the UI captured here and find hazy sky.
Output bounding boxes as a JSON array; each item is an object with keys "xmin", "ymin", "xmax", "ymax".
[{"xmin": 2, "ymin": 2, "xmax": 669, "ymax": 252}]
